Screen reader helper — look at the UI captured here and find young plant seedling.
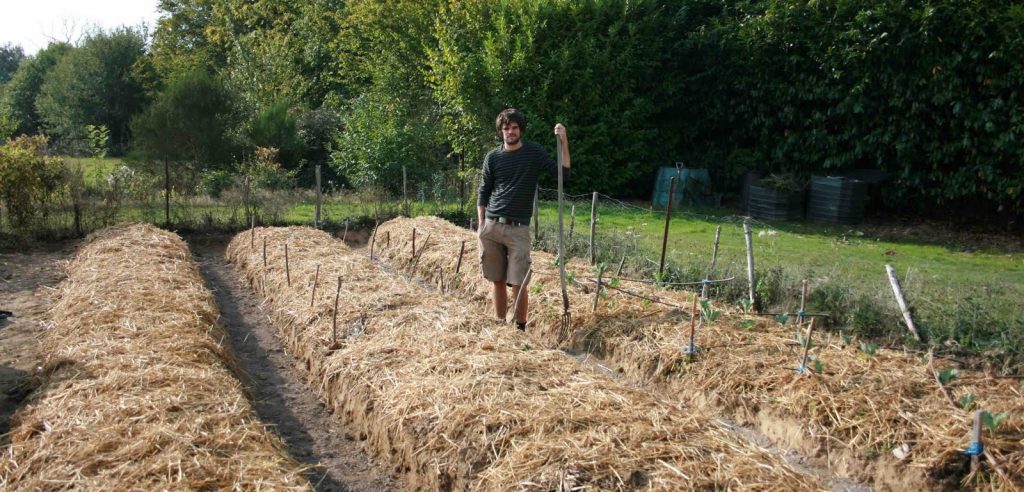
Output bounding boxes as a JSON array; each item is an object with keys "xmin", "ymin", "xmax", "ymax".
[
  {"xmin": 859, "ymin": 341, "xmax": 878, "ymax": 359},
  {"xmin": 959, "ymin": 393, "xmax": 977, "ymax": 411},
  {"xmin": 775, "ymin": 313, "xmax": 790, "ymax": 327},
  {"xmin": 740, "ymin": 319, "xmax": 755, "ymax": 331},
  {"xmin": 699, "ymin": 299, "xmax": 721, "ymax": 323},
  {"xmin": 740, "ymin": 298, "xmax": 753, "ymax": 315},
  {"xmin": 982, "ymin": 412, "xmax": 1009, "ymax": 434},
  {"xmin": 938, "ymin": 367, "xmax": 959, "ymax": 386}
]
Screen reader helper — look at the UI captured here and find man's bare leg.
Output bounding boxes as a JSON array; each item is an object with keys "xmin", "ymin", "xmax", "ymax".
[
  {"xmin": 510, "ymin": 284, "xmax": 528, "ymax": 324},
  {"xmin": 492, "ymin": 280, "xmax": 508, "ymax": 320}
]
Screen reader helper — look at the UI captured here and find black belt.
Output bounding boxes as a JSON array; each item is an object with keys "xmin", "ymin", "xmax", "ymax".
[{"xmin": 487, "ymin": 216, "xmax": 528, "ymax": 227}]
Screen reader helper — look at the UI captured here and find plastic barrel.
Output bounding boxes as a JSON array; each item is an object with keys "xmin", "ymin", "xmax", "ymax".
[{"xmin": 807, "ymin": 176, "xmax": 867, "ymax": 224}]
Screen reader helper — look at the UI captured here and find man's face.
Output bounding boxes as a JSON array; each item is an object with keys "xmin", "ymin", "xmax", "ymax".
[{"xmin": 501, "ymin": 122, "xmax": 521, "ymax": 147}]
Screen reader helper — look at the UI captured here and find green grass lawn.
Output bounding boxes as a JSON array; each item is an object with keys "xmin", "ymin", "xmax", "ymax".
[
  {"xmin": 64, "ymin": 156, "xmax": 125, "ymax": 187},
  {"xmin": 533, "ymin": 198, "xmax": 1022, "ymax": 366}
]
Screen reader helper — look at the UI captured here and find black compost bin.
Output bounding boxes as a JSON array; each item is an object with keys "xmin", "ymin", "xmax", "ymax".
[
  {"xmin": 807, "ymin": 176, "xmax": 868, "ymax": 224},
  {"xmin": 747, "ymin": 184, "xmax": 805, "ymax": 221}
]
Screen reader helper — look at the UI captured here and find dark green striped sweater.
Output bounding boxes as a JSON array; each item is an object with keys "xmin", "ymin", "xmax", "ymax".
[{"xmin": 477, "ymin": 141, "xmax": 570, "ymax": 224}]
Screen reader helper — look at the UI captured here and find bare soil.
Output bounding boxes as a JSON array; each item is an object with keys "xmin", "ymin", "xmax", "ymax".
[
  {"xmin": 188, "ymin": 233, "xmax": 402, "ymax": 491},
  {"xmin": 0, "ymin": 243, "xmax": 69, "ymax": 443}
]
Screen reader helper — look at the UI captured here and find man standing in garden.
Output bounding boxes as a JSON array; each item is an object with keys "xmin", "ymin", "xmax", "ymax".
[{"xmin": 477, "ymin": 108, "xmax": 571, "ymax": 331}]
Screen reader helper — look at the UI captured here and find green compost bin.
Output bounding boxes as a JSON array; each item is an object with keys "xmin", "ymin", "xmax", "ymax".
[{"xmin": 652, "ymin": 167, "xmax": 712, "ymax": 209}]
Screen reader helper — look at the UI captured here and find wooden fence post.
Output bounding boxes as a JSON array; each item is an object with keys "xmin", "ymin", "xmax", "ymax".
[
  {"xmin": 533, "ymin": 186, "xmax": 539, "ymax": 240},
  {"xmin": 402, "ymin": 165, "xmax": 409, "ymax": 217},
  {"xmin": 592, "ymin": 263, "xmax": 605, "ymax": 312},
  {"xmin": 702, "ymin": 225, "xmax": 722, "ymax": 298},
  {"xmin": 569, "ymin": 204, "xmax": 576, "ymax": 241},
  {"xmin": 589, "ymin": 191, "xmax": 598, "ymax": 265},
  {"xmin": 744, "ymin": 219, "xmax": 756, "ymax": 310},
  {"xmin": 314, "ymin": 164, "xmax": 322, "ymax": 228},
  {"xmin": 659, "ymin": 179, "xmax": 676, "ymax": 277},
  {"xmin": 886, "ymin": 264, "xmax": 922, "ymax": 341}
]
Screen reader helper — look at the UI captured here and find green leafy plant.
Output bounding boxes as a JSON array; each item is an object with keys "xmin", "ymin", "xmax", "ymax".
[
  {"xmin": 981, "ymin": 412, "xmax": 1009, "ymax": 434},
  {"xmin": 740, "ymin": 298, "xmax": 753, "ymax": 315},
  {"xmin": 859, "ymin": 342, "xmax": 878, "ymax": 359},
  {"xmin": 959, "ymin": 394, "xmax": 976, "ymax": 411},
  {"xmin": 938, "ymin": 368, "xmax": 958, "ymax": 386},
  {"xmin": 812, "ymin": 358, "xmax": 824, "ymax": 374},
  {"xmin": 529, "ymin": 283, "xmax": 543, "ymax": 295},
  {"xmin": 608, "ymin": 277, "xmax": 621, "ymax": 289},
  {"xmin": 641, "ymin": 298, "xmax": 651, "ymax": 309},
  {"xmin": 774, "ymin": 313, "xmax": 789, "ymax": 327},
  {"xmin": 700, "ymin": 299, "xmax": 720, "ymax": 323},
  {"xmin": 740, "ymin": 319, "xmax": 755, "ymax": 331}
]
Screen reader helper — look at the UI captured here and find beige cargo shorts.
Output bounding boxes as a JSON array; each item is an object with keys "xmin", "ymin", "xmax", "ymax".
[{"xmin": 478, "ymin": 218, "xmax": 532, "ymax": 286}]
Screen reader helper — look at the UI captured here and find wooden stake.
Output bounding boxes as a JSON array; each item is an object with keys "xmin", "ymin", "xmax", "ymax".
[
  {"xmin": 799, "ymin": 317, "xmax": 816, "ymax": 373},
  {"xmin": 314, "ymin": 164, "xmax": 322, "ymax": 228},
  {"xmin": 455, "ymin": 240, "xmax": 466, "ymax": 274},
  {"xmin": 971, "ymin": 409, "xmax": 984, "ymax": 475},
  {"xmin": 798, "ymin": 279, "xmax": 809, "ymax": 328},
  {"xmin": 686, "ymin": 294, "xmax": 698, "ymax": 354},
  {"xmin": 411, "ymin": 227, "xmax": 417, "ymax": 260},
  {"xmin": 589, "ymin": 192, "xmax": 599, "ymax": 265},
  {"xmin": 385, "ymin": 230, "xmax": 390, "ymax": 248},
  {"xmin": 332, "ymin": 277, "xmax": 342, "ymax": 346},
  {"xmin": 284, "ymin": 243, "xmax": 291, "ymax": 287},
  {"xmin": 743, "ymin": 219, "xmax": 756, "ymax": 310},
  {"xmin": 342, "ymin": 219, "xmax": 348, "ymax": 242},
  {"xmin": 592, "ymin": 263, "xmax": 605, "ymax": 312},
  {"xmin": 886, "ymin": 264, "xmax": 922, "ymax": 341},
  {"xmin": 250, "ymin": 215, "xmax": 255, "ymax": 250},
  {"xmin": 659, "ymin": 178, "xmax": 676, "ymax": 276},
  {"xmin": 616, "ymin": 254, "xmax": 626, "ymax": 277},
  {"xmin": 310, "ymin": 264, "xmax": 320, "ymax": 307},
  {"xmin": 262, "ymin": 238, "xmax": 267, "ymax": 268},
  {"xmin": 702, "ymin": 225, "xmax": 722, "ymax": 299},
  {"xmin": 368, "ymin": 221, "xmax": 379, "ymax": 260}
]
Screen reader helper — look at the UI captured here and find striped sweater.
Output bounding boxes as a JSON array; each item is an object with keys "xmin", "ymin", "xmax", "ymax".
[{"xmin": 477, "ymin": 141, "xmax": 570, "ymax": 224}]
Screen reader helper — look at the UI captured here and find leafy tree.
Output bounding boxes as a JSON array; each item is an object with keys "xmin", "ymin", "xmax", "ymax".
[
  {"xmin": 35, "ymin": 28, "xmax": 148, "ymax": 154},
  {"xmin": 245, "ymin": 99, "xmax": 305, "ymax": 171},
  {"xmin": 0, "ymin": 43, "xmax": 72, "ymax": 137},
  {"xmin": 0, "ymin": 43, "xmax": 25, "ymax": 84},
  {"xmin": 130, "ymin": 69, "xmax": 236, "ymax": 167},
  {"xmin": 150, "ymin": 0, "xmax": 225, "ymax": 78}
]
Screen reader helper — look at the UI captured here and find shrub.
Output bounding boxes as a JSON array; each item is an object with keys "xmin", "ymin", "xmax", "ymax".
[{"xmin": 0, "ymin": 135, "xmax": 66, "ymax": 233}]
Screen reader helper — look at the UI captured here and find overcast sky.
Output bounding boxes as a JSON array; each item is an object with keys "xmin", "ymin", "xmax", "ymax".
[{"xmin": 1, "ymin": 0, "xmax": 160, "ymax": 55}]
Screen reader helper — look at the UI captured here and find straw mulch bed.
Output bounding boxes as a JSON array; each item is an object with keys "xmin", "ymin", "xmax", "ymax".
[
  {"xmin": 226, "ymin": 226, "xmax": 825, "ymax": 490},
  {"xmin": 0, "ymin": 224, "xmax": 310, "ymax": 490},
  {"xmin": 372, "ymin": 215, "xmax": 1023, "ymax": 490}
]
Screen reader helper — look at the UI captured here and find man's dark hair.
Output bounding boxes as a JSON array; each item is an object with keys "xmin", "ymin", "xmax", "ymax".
[{"xmin": 495, "ymin": 108, "xmax": 527, "ymax": 138}]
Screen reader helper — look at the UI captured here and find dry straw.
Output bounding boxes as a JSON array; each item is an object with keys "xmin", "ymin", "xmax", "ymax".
[
  {"xmin": 373, "ymin": 216, "xmax": 1023, "ymax": 490},
  {"xmin": 227, "ymin": 226, "xmax": 824, "ymax": 490},
  {"xmin": 0, "ymin": 224, "xmax": 310, "ymax": 490}
]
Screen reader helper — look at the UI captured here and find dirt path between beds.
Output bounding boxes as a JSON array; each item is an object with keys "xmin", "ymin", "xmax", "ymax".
[
  {"xmin": 0, "ymin": 243, "xmax": 69, "ymax": 444},
  {"xmin": 189, "ymin": 234, "xmax": 402, "ymax": 492}
]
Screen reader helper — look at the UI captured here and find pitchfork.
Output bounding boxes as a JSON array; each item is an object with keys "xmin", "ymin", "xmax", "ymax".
[{"xmin": 555, "ymin": 133, "xmax": 572, "ymax": 343}]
